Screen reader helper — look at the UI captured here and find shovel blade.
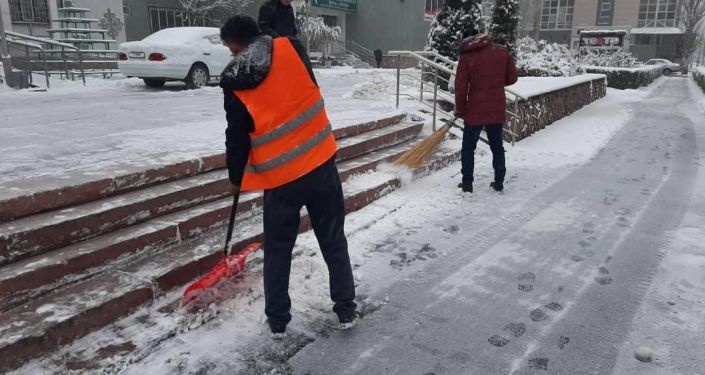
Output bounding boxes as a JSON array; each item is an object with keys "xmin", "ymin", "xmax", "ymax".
[{"xmin": 180, "ymin": 242, "xmax": 262, "ymax": 307}]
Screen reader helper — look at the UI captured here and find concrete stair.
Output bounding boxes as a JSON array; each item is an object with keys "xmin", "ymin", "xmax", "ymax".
[{"xmin": 0, "ymin": 114, "xmax": 461, "ymax": 372}]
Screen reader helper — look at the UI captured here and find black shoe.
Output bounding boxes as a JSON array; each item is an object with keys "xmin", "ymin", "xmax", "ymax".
[
  {"xmin": 457, "ymin": 182, "xmax": 473, "ymax": 193},
  {"xmin": 338, "ymin": 312, "xmax": 357, "ymax": 331},
  {"xmin": 268, "ymin": 320, "xmax": 287, "ymax": 335},
  {"xmin": 490, "ymin": 182, "xmax": 504, "ymax": 192}
]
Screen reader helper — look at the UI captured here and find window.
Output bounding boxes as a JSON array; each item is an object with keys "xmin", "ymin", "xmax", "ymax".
[
  {"xmin": 9, "ymin": 0, "xmax": 50, "ymax": 23},
  {"xmin": 541, "ymin": 0, "xmax": 575, "ymax": 30},
  {"xmin": 425, "ymin": 0, "xmax": 444, "ymax": 19},
  {"xmin": 149, "ymin": 7, "xmax": 207, "ymax": 33},
  {"xmin": 596, "ymin": 0, "xmax": 614, "ymax": 26},
  {"xmin": 634, "ymin": 34, "xmax": 653, "ymax": 44},
  {"xmin": 638, "ymin": 0, "xmax": 678, "ymax": 28}
]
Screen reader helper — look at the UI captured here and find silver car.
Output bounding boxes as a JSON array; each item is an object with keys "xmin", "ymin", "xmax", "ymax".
[{"xmin": 644, "ymin": 59, "xmax": 682, "ymax": 75}]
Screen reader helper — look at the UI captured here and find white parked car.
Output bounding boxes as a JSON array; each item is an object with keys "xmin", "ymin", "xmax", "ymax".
[
  {"xmin": 118, "ymin": 27, "xmax": 232, "ymax": 88},
  {"xmin": 644, "ymin": 59, "xmax": 681, "ymax": 75}
]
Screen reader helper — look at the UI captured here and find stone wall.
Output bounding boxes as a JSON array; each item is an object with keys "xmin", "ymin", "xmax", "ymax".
[
  {"xmin": 582, "ymin": 65, "xmax": 662, "ymax": 90},
  {"xmin": 506, "ymin": 76, "xmax": 607, "ymax": 142}
]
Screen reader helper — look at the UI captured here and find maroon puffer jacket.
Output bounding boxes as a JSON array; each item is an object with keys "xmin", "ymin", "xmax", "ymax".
[{"xmin": 454, "ymin": 35, "xmax": 518, "ymax": 126}]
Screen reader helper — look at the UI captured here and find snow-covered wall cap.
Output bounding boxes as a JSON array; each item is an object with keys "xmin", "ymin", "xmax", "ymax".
[{"xmin": 507, "ymin": 74, "xmax": 606, "ymax": 99}]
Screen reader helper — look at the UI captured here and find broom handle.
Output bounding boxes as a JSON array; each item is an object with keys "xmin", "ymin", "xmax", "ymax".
[{"xmin": 223, "ymin": 190, "xmax": 241, "ymax": 256}]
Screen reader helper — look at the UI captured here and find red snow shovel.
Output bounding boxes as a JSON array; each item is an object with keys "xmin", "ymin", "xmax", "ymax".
[{"xmin": 180, "ymin": 191, "xmax": 261, "ymax": 307}]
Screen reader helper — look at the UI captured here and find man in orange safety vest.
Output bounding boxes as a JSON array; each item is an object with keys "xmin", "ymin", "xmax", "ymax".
[{"xmin": 219, "ymin": 15, "xmax": 357, "ymax": 338}]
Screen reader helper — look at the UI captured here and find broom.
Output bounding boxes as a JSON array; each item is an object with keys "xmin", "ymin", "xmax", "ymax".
[
  {"xmin": 180, "ymin": 192, "xmax": 262, "ymax": 308},
  {"xmin": 394, "ymin": 116, "xmax": 461, "ymax": 168}
]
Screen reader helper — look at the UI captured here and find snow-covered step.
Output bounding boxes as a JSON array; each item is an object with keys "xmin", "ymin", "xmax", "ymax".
[
  {"xmin": 0, "ymin": 119, "xmax": 421, "ymax": 266},
  {"xmin": 0, "ymin": 114, "xmax": 406, "ymax": 223},
  {"xmin": 0, "ymin": 133, "xmax": 423, "ymax": 304},
  {"xmin": 0, "ymin": 146, "xmax": 460, "ymax": 373}
]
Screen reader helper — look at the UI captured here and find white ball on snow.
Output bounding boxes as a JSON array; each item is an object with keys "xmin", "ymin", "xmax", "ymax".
[{"xmin": 635, "ymin": 346, "xmax": 653, "ymax": 362}]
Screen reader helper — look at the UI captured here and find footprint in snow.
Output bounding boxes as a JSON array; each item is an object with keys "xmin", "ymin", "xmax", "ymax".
[
  {"xmin": 517, "ymin": 272, "xmax": 535, "ymax": 292},
  {"xmin": 595, "ymin": 266, "xmax": 613, "ymax": 285}
]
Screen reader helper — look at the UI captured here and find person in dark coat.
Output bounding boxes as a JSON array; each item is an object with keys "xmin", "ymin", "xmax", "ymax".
[
  {"xmin": 373, "ymin": 49, "xmax": 383, "ymax": 68},
  {"xmin": 258, "ymin": 0, "xmax": 298, "ymax": 38},
  {"xmin": 454, "ymin": 30, "xmax": 518, "ymax": 193},
  {"xmin": 219, "ymin": 15, "xmax": 357, "ymax": 338}
]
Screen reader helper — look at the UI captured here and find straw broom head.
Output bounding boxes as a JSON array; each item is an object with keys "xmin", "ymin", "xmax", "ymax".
[{"xmin": 394, "ymin": 124, "xmax": 451, "ymax": 168}]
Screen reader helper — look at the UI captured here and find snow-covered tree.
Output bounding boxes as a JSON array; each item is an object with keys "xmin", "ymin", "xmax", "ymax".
[
  {"xmin": 490, "ymin": 0, "xmax": 520, "ymax": 57},
  {"xmin": 426, "ymin": 0, "xmax": 484, "ymax": 60},
  {"xmin": 297, "ymin": 16, "xmax": 341, "ymax": 53},
  {"xmin": 679, "ymin": 0, "xmax": 705, "ymax": 69},
  {"xmin": 179, "ymin": 0, "xmax": 253, "ymax": 26}
]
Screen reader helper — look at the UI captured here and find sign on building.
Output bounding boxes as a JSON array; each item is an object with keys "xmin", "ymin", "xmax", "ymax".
[{"xmin": 312, "ymin": 0, "xmax": 356, "ymax": 13}]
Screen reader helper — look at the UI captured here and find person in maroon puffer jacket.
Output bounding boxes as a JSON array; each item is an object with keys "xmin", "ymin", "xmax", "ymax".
[{"xmin": 454, "ymin": 30, "xmax": 518, "ymax": 193}]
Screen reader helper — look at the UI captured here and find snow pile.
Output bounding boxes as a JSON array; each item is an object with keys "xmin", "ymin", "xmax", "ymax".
[
  {"xmin": 347, "ymin": 74, "xmax": 397, "ymax": 100},
  {"xmin": 516, "ymin": 37, "xmax": 578, "ymax": 77}
]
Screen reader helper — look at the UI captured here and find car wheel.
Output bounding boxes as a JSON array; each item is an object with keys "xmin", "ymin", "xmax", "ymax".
[
  {"xmin": 185, "ymin": 63, "xmax": 209, "ymax": 89},
  {"xmin": 143, "ymin": 78, "xmax": 166, "ymax": 88},
  {"xmin": 663, "ymin": 68, "xmax": 672, "ymax": 75}
]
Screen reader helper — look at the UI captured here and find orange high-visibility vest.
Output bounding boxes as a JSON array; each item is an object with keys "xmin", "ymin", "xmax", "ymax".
[{"xmin": 234, "ymin": 37, "xmax": 337, "ymax": 191}]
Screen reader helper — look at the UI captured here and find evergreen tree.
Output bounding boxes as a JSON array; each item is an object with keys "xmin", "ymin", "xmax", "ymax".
[
  {"xmin": 490, "ymin": 0, "xmax": 521, "ymax": 58},
  {"xmin": 426, "ymin": 0, "xmax": 484, "ymax": 61}
]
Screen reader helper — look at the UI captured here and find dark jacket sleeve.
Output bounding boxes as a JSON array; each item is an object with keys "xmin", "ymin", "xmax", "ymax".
[
  {"xmin": 289, "ymin": 37, "xmax": 318, "ymax": 86},
  {"xmin": 455, "ymin": 57, "xmax": 470, "ymax": 115},
  {"xmin": 505, "ymin": 54, "xmax": 519, "ymax": 86},
  {"xmin": 223, "ymin": 90, "xmax": 253, "ymax": 187},
  {"xmin": 258, "ymin": 3, "xmax": 279, "ymax": 38}
]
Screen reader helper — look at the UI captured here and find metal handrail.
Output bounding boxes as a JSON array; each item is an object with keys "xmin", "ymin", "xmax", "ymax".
[
  {"xmin": 346, "ymin": 40, "xmax": 375, "ymax": 56},
  {"xmin": 6, "ymin": 38, "xmax": 49, "ymax": 88},
  {"xmin": 5, "ymin": 30, "xmax": 85, "ymax": 86}
]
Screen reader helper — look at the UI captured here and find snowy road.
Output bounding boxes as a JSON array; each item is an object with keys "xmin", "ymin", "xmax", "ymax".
[{"xmin": 288, "ymin": 78, "xmax": 704, "ymax": 374}]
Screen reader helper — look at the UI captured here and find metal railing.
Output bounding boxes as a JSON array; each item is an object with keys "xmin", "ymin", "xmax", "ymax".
[
  {"xmin": 4, "ymin": 30, "xmax": 85, "ymax": 87},
  {"xmin": 389, "ymin": 50, "xmax": 527, "ymax": 146}
]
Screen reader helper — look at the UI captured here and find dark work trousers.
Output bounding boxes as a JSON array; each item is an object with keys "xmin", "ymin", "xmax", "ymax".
[
  {"xmin": 461, "ymin": 123, "xmax": 506, "ymax": 185},
  {"xmin": 262, "ymin": 157, "xmax": 357, "ymax": 330}
]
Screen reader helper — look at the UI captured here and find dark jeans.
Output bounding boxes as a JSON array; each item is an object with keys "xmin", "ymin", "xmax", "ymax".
[
  {"xmin": 262, "ymin": 157, "xmax": 357, "ymax": 330},
  {"xmin": 461, "ymin": 123, "xmax": 506, "ymax": 185}
]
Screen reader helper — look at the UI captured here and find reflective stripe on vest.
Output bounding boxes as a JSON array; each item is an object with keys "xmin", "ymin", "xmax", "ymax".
[{"xmin": 234, "ymin": 37, "xmax": 337, "ymax": 191}]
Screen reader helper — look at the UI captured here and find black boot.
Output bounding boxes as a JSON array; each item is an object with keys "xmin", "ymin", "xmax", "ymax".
[
  {"xmin": 490, "ymin": 182, "xmax": 504, "ymax": 192},
  {"xmin": 457, "ymin": 182, "xmax": 473, "ymax": 193}
]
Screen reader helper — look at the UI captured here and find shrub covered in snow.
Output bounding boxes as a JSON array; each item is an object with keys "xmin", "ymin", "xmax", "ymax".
[
  {"xmin": 426, "ymin": 0, "xmax": 484, "ymax": 60},
  {"xmin": 694, "ymin": 66, "xmax": 705, "ymax": 93},
  {"xmin": 579, "ymin": 49, "xmax": 638, "ymax": 68},
  {"xmin": 582, "ymin": 65, "xmax": 662, "ymax": 90},
  {"xmin": 516, "ymin": 37, "xmax": 578, "ymax": 77}
]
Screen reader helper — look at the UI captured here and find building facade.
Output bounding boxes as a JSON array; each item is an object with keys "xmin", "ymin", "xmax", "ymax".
[{"xmin": 521, "ymin": 0, "xmax": 684, "ymax": 61}]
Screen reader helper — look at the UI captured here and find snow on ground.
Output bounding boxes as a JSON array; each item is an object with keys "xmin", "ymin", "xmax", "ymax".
[
  {"xmin": 8, "ymin": 76, "xmax": 666, "ymax": 375},
  {"xmin": 610, "ymin": 78, "xmax": 705, "ymax": 375},
  {"xmin": 0, "ymin": 68, "xmax": 408, "ymax": 201}
]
